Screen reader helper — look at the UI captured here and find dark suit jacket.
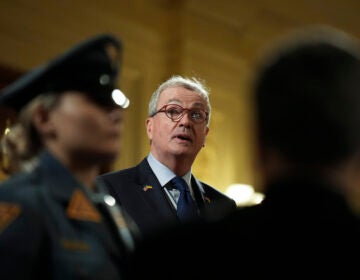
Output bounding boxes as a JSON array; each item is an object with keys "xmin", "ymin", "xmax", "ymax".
[{"xmin": 98, "ymin": 158, "xmax": 236, "ymax": 236}]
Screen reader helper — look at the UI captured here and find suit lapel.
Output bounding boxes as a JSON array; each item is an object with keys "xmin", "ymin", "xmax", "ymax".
[
  {"xmin": 191, "ymin": 176, "xmax": 215, "ymax": 218},
  {"xmin": 135, "ymin": 159, "xmax": 175, "ymax": 216},
  {"xmin": 191, "ymin": 176, "xmax": 207, "ymax": 206}
]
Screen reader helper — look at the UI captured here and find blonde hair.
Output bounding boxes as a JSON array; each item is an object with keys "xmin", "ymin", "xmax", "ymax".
[{"xmin": 1, "ymin": 93, "xmax": 59, "ymax": 174}]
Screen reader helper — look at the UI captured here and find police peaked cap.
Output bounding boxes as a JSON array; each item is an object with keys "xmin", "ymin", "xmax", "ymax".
[{"xmin": 0, "ymin": 33, "xmax": 128, "ymax": 111}]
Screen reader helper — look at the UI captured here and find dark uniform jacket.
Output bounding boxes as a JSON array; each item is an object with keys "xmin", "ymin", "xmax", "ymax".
[
  {"xmin": 99, "ymin": 158, "xmax": 237, "ymax": 236},
  {"xmin": 0, "ymin": 151, "xmax": 130, "ymax": 280}
]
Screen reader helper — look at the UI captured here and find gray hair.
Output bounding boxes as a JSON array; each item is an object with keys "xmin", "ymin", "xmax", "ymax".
[{"xmin": 148, "ymin": 75, "xmax": 211, "ymax": 125}]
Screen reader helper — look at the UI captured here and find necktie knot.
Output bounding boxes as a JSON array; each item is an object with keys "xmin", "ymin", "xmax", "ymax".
[
  {"xmin": 171, "ymin": 176, "xmax": 199, "ymax": 222},
  {"xmin": 171, "ymin": 176, "xmax": 189, "ymax": 192}
]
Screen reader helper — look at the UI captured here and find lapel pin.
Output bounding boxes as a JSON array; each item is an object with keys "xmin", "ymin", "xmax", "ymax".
[{"xmin": 143, "ymin": 185, "xmax": 153, "ymax": 192}]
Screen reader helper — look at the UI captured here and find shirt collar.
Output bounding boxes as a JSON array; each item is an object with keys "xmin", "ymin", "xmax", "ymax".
[{"xmin": 147, "ymin": 153, "xmax": 192, "ymax": 187}]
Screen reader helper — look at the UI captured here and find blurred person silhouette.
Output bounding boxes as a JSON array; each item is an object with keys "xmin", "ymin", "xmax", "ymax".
[
  {"xmin": 126, "ymin": 26, "xmax": 360, "ymax": 279},
  {"xmin": 0, "ymin": 34, "xmax": 139, "ymax": 279},
  {"xmin": 98, "ymin": 75, "xmax": 236, "ymax": 236}
]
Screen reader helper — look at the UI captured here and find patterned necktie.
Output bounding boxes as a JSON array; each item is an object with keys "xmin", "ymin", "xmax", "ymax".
[{"xmin": 171, "ymin": 176, "xmax": 199, "ymax": 222}]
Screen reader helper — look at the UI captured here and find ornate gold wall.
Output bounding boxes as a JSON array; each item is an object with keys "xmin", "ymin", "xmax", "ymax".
[{"xmin": 0, "ymin": 0, "xmax": 359, "ymax": 194}]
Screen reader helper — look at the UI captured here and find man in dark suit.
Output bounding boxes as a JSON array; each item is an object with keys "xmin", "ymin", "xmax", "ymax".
[
  {"xmin": 125, "ymin": 26, "xmax": 360, "ymax": 279},
  {"xmin": 99, "ymin": 75, "xmax": 236, "ymax": 236}
]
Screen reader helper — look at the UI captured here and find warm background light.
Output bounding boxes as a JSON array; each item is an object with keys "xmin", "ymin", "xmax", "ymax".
[{"xmin": 225, "ymin": 183, "xmax": 264, "ymax": 207}]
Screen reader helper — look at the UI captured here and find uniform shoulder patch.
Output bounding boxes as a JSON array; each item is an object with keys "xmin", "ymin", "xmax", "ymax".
[
  {"xmin": 0, "ymin": 202, "xmax": 21, "ymax": 233},
  {"xmin": 66, "ymin": 189, "xmax": 102, "ymax": 222}
]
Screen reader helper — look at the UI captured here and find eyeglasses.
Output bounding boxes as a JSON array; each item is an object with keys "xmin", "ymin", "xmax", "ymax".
[{"xmin": 151, "ymin": 104, "xmax": 209, "ymax": 124}]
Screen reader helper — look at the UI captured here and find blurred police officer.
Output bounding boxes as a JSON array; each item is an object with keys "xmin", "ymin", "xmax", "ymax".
[{"xmin": 0, "ymin": 34, "xmax": 138, "ymax": 280}]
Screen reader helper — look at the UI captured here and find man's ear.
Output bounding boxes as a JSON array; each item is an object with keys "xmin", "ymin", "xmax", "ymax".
[
  {"xmin": 202, "ymin": 126, "xmax": 210, "ymax": 147},
  {"xmin": 145, "ymin": 117, "xmax": 153, "ymax": 140}
]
